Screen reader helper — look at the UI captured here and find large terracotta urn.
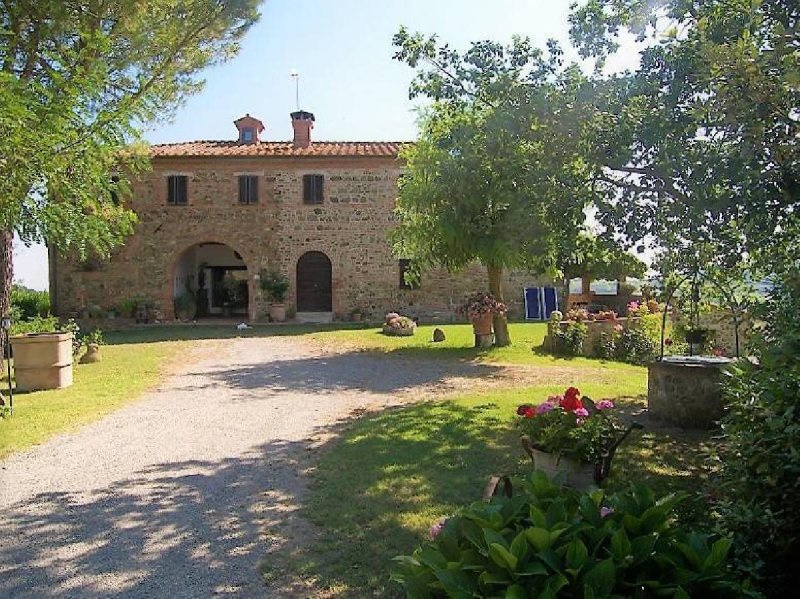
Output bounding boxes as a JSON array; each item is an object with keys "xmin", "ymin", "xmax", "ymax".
[
  {"xmin": 470, "ymin": 312, "xmax": 494, "ymax": 335},
  {"xmin": 10, "ymin": 332, "xmax": 74, "ymax": 391}
]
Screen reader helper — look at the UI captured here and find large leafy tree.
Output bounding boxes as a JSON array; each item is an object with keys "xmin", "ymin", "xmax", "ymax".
[
  {"xmin": 0, "ymin": 0, "xmax": 260, "ymax": 334},
  {"xmin": 570, "ymin": 0, "xmax": 798, "ymax": 273},
  {"xmin": 392, "ymin": 29, "xmax": 595, "ymax": 345},
  {"xmin": 570, "ymin": 1, "xmax": 799, "ymax": 593}
]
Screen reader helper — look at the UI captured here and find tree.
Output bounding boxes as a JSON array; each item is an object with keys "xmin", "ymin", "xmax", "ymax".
[
  {"xmin": 0, "ymin": 0, "xmax": 260, "ymax": 337},
  {"xmin": 569, "ymin": 0, "xmax": 799, "ymax": 274},
  {"xmin": 556, "ymin": 232, "xmax": 647, "ymax": 300},
  {"xmin": 392, "ymin": 29, "xmax": 595, "ymax": 345},
  {"xmin": 570, "ymin": 2, "xmax": 799, "ymax": 593}
]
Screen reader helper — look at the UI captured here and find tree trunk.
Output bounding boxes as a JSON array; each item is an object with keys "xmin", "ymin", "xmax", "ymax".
[
  {"xmin": 0, "ymin": 229, "xmax": 12, "ymax": 349},
  {"xmin": 487, "ymin": 265, "xmax": 511, "ymax": 346}
]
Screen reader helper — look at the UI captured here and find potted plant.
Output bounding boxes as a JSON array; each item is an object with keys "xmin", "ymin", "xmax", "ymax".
[
  {"xmin": 173, "ymin": 291, "xmax": 197, "ymax": 321},
  {"xmin": 350, "ymin": 307, "xmax": 366, "ymax": 322},
  {"xmin": 259, "ymin": 269, "xmax": 290, "ymax": 322},
  {"xmin": 516, "ymin": 386, "xmax": 641, "ymax": 489},
  {"xmin": 457, "ymin": 291, "xmax": 507, "ymax": 335},
  {"xmin": 382, "ymin": 312, "xmax": 417, "ymax": 336}
]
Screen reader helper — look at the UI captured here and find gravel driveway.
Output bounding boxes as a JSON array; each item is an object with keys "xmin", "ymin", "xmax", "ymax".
[{"xmin": 0, "ymin": 336, "xmax": 514, "ymax": 598}]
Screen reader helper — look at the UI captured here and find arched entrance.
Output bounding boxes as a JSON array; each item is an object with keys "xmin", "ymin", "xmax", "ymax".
[
  {"xmin": 296, "ymin": 251, "xmax": 332, "ymax": 312},
  {"xmin": 172, "ymin": 242, "xmax": 249, "ymax": 318}
]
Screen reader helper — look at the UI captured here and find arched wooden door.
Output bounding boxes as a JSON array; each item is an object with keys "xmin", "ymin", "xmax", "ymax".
[{"xmin": 296, "ymin": 251, "xmax": 332, "ymax": 312}]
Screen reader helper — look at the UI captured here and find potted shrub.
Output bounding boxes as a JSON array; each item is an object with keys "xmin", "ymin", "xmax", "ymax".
[
  {"xmin": 350, "ymin": 307, "xmax": 366, "ymax": 322},
  {"xmin": 457, "ymin": 292, "xmax": 507, "ymax": 335},
  {"xmin": 382, "ymin": 312, "xmax": 416, "ymax": 336},
  {"xmin": 259, "ymin": 269, "xmax": 290, "ymax": 322},
  {"xmin": 173, "ymin": 291, "xmax": 197, "ymax": 321},
  {"xmin": 516, "ymin": 386, "xmax": 641, "ymax": 489}
]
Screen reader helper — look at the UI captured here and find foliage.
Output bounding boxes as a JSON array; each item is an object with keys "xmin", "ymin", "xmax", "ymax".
[
  {"xmin": 81, "ymin": 328, "xmax": 104, "ymax": 347},
  {"xmin": 0, "ymin": 0, "xmax": 260, "ymax": 335},
  {"xmin": 556, "ymin": 232, "xmax": 647, "ymax": 287},
  {"xmin": 221, "ymin": 275, "xmax": 243, "ymax": 305},
  {"xmin": 554, "ymin": 321, "xmax": 587, "ymax": 356},
  {"xmin": 259, "ymin": 269, "xmax": 290, "ymax": 303},
  {"xmin": 614, "ymin": 326, "xmax": 657, "ymax": 365},
  {"xmin": 8, "ymin": 314, "xmax": 60, "ymax": 337},
  {"xmin": 391, "ymin": 471, "xmax": 748, "ymax": 598},
  {"xmin": 391, "ymin": 29, "xmax": 597, "ymax": 346},
  {"xmin": 173, "ymin": 292, "xmax": 197, "ymax": 318},
  {"xmin": 10, "ymin": 285, "xmax": 50, "ymax": 318},
  {"xmin": 457, "ymin": 292, "xmax": 507, "ymax": 320},
  {"xmin": 712, "ymin": 271, "xmax": 800, "ymax": 595},
  {"xmin": 517, "ymin": 387, "xmax": 621, "ymax": 464},
  {"xmin": 569, "ymin": 0, "xmax": 799, "ymax": 276}
]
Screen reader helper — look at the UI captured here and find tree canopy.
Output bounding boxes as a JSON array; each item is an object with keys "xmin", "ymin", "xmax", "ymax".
[
  {"xmin": 392, "ymin": 29, "xmax": 596, "ymax": 345},
  {"xmin": 0, "ymin": 0, "xmax": 260, "ymax": 322}
]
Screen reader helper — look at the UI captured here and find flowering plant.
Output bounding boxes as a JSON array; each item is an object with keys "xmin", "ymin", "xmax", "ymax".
[
  {"xmin": 457, "ymin": 292, "xmax": 507, "ymax": 320},
  {"xmin": 516, "ymin": 387, "xmax": 621, "ymax": 464}
]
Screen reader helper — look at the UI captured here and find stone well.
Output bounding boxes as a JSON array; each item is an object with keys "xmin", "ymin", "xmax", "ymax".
[{"xmin": 647, "ymin": 356, "xmax": 733, "ymax": 428}]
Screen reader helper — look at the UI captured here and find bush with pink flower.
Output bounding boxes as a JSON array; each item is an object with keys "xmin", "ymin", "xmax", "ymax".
[
  {"xmin": 456, "ymin": 291, "xmax": 507, "ymax": 320},
  {"xmin": 516, "ymin": 386, "xmax": 621, "ymax": 464}
]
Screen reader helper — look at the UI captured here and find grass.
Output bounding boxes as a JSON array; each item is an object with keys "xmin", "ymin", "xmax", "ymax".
[
  {"xmin": 0, "ymin": 342, "xmax": 178, "ymax": 459},
  {"xmin": 299, "ymin": 380, "xmax": 713, "ymax": 597}
]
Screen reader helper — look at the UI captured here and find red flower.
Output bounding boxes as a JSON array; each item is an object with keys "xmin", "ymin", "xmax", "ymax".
[
  {"xmin": 523, "ymin": 406, "xmax": 535, "ymax": 419},
  {"xmin": 560, "ymin": 387, "xmax": 582, "ymax": 411},
  {"xmin": 516, "ymin": 404, "xmax": 531, "ymax": 416}
]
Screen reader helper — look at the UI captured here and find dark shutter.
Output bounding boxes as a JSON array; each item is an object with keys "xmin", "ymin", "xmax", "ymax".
[
  {"xmin": 239, "ymin": 175, "xmax": 259, "ymax": 204},
  {"xmin": 303, "ymin": 174, "xmax": 323, "ymax": 204},
  {"xmin": 168, "ymin": 175, "xmax": 187, "ymax": 205}
]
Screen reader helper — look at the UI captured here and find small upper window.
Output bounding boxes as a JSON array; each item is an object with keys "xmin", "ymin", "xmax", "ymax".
[
  {"xmin": 242, "ymin": 128, "xmax": 254, "ymax": 143},
  {"xmin": 303, "ymin": 174, "xmax": 324, "ymax": 204},
  {"xmin": 399, "ymin": 259, "xmax": 420, "ymax": 289},
  {"xmin": 238, "ymin": 175, "xmax": 259, "ymax": 204},
  {"xmin": 167, "ymin": 175, "xmax": 188, "ymax": 205}
]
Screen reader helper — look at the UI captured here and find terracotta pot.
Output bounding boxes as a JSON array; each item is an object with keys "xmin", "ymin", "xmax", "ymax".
[
  {"xmin": 269, "ymin": 303, "xmax": 287, "ymax": 322},
  {"xmin": 470, "ymin": 311, "xmax": 494, "ymax": 336},
  {"xmin": 531, "ymin": 448, "xmax": 597, "ymax": 490}
]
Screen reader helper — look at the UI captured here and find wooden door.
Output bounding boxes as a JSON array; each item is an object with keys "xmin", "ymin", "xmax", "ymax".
[{"xmin": 296, "ymin": 251, "xmax": 332, "ymax": 312}]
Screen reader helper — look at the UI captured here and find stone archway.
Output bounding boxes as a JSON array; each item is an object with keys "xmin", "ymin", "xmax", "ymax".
[
  {"xmin": 296, "ymin": 251, "xmax": 332, "ymax": 312},
  {"xmin": 170, "ymin": 242, "xmax": 251, "ymax": 319}
]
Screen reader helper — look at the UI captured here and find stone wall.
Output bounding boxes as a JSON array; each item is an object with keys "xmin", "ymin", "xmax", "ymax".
[{"xmin": 51, "ymin": 155, "xmax": 548, "ymax": 321}]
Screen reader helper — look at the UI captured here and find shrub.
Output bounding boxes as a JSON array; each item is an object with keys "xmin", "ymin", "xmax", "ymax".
[
  {"xmin": 392, "ymin": 472, "xmax": 749, "ymax": 598},
  {"xmin": 10, "ymin": 285, "xmax": 50, "ymax": 318},
  {"xmin": 9, "ymin": 315, "xmax": 59, "ymax": 337},
  {"xmin": 712, "ymin": 272, "xmax": 800, "ymax": 596},
  {"xmin": 555, "ymin": 321, "xmax": 586, "ymax": 356},
  {"xmin": 259, "ymin": 269, "xmax": 290, "ymax": 303},
  {"xmin": 457, "ymin": 292, "xmax": 507, "ymax": 320},
  {"xmin": 614, "ymin": 327, "xmax": 657, "ymax": 364}
]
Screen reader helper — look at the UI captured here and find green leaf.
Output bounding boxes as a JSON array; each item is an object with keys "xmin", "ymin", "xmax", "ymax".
[
  {"xmin": 610, "ymin": 528, "xmax": 631, "ymax": 562},
  {"xmin": 703, "ymin": 537, "xmax": 732, "ymax": 570},
  {"xmin": 489, "ymin": 543, "xmax": 519, "ymax": 570},
  {"xmin": 565, "ymin": 538, "xmax": 589, "ymax": 571},
  {"xmin": 417, "ymin": 545, "xmax": 448, "ymax": 571},
  {"xmin": 511, "ymin": 531, "xmax": 530, "ymax": 561},
  {"xmin": 505, "ymin": 584, "xmax": 528, "ymax": 599},
  {"xmin": 434, "ymin": 568, "xmax": 477, "ymax": 598},
  {"xmin": 583, "ymin": 559, "xmax": 616, "ymax": 596},
  {"xmin": 526, "ymin": 527, "xmax": 552, "ymax": 552},
  {"xmin": 519, "ymin": 560, "xmax": 549, "ymax": 576}
]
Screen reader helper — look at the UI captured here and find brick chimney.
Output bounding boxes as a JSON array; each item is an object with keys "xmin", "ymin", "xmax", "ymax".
[
  {"xmin": 291, "ymin": 110, "xmax": 315, "ymax": 148},
  {"xmin": 234, "ymin": 114, "xmax": 264, "ymax": 144}
]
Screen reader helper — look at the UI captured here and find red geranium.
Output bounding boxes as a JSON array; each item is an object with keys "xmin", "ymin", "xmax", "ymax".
[
  {"xmin": 516, "ymin": 404, "xmax": 535, "ymax": 419},
  {"xmin": 560, "ymin": 387, "xmax": 582, "ymax": 411}
]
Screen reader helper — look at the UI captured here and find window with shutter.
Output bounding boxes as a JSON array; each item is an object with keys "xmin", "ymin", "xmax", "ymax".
[
  {"xmin": 238, "ymin": 175, "xmax": 259, "ymax": 204},
  {"xmin": 167, "ymin": 175, "xmax": 188, "ymax": 205},
  {"xmin": 399, "ymin": 259, "xmax": 420, "ymax": 289},
  {"xmin": 303, "ymin": 174, "xmax": 324, "ymax": 204}
]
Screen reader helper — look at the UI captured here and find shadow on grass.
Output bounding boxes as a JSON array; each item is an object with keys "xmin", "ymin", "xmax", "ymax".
[
  {"xmin": 193, "ymin": 348, "xmax": 506, "ymax": 396},
  {"xmin": 104, "ymin": 322, "xmax": 372, "ymax": 346},
  {"xmin": 299, "ymin": 400, "xmax": 524, "ymax": 596}
]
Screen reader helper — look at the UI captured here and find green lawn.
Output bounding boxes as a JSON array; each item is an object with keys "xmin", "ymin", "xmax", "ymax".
[
  {"xmin": 296, "ymin": 379, "xmax": 712, "ymax": 597},
  {"xmin": 0, "ymin": 342, "xmax": 178, "ymax": 459}
]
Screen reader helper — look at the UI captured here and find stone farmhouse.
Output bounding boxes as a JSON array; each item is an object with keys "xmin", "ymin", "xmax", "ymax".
[{"xmin": 50, "ymin": 111, "xmax": 545, "ymax": 322}]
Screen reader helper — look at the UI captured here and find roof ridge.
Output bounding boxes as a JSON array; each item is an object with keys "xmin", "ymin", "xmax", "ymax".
[{"xmin": 150, "ymin": 139, "xmax": 411, "ymax": 146}]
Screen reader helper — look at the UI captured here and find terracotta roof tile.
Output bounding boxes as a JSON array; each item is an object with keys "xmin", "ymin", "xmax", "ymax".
[{"xmin": 150, "ymin": 140, "xmax": 408, "ymax": 158}]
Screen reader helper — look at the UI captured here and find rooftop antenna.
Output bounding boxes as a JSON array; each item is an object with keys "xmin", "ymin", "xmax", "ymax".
[{"xmin": 290, "ymin": 69, "xmax": 300, "ymax": 111}]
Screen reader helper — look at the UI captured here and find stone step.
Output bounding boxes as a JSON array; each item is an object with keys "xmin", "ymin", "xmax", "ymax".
[{"xmin": 295, "ymin": 312, "xmax": 334, "ymax": 324}]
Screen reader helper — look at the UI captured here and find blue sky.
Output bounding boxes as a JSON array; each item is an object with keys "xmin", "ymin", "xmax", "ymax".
[{"xmin": 15, "ymin": 0, "xmax": 638, "ymax": 290}]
